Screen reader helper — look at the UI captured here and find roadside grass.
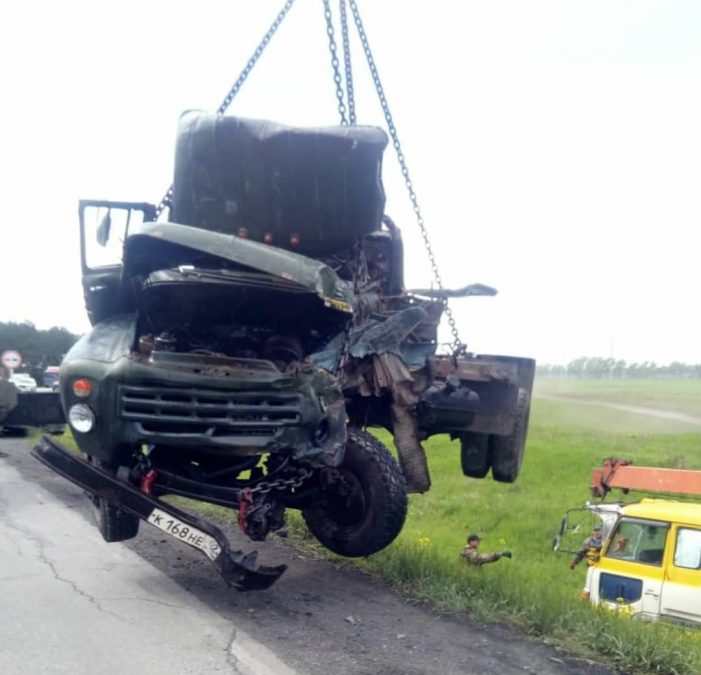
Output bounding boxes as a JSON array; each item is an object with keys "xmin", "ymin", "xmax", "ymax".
[{"xmin": 48, "ymin": 380, "xmax": 701, "ymax": 673}]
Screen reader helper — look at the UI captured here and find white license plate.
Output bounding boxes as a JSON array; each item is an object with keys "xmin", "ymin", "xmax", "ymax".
[{"xmin": 147, "ymin": 508, "xmax": 222, "ymax": 561}]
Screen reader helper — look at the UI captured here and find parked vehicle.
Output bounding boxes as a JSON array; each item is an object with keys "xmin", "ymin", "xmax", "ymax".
[
  {"xmin": 554, "ymin": 459, "xmax": 701, "ymax": 625},
  {"xmin": 9, "ymin": 373, "xmax": 38, "ymax": 393},
  {"xmin": 43, "ymin": 366, "xmax": 61, "ymax": 392},
  {"xmin": 0, "ymin": 378, "xmax": 65, "ymax": 434}
]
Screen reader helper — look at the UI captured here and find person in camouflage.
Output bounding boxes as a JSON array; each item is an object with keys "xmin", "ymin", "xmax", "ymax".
[
  {"xmin": 461, "ymin": 533, "xmax": 512, "ymax": 566},
  {"xmin": 569, "ymin": 524, "xmax": 603, "ymax": 569}
]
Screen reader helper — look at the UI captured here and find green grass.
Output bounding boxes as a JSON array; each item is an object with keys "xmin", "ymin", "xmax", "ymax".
[{"xmin": 535, "ymin": 377, "xmax": 701, "ymax": 419}]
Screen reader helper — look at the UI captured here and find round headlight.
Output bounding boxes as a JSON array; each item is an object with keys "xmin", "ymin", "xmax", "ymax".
[{"xmin": 68, "ymin": 403, "xmax": 95, "ymax": 433}]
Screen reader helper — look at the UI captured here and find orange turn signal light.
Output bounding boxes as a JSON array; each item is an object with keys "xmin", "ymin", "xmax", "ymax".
[{"xmin": 72, "ymin": 378, "xmax": 92, "ymax": 398}]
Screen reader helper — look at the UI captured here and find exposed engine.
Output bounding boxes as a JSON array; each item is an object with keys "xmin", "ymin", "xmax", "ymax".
[{"xmin": 133, "ymin": 268, "xmax": 348, "ymax": 370}]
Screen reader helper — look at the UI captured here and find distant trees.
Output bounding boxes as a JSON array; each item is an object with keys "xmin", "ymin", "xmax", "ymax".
[
  {"xmin": 537, "ymin": 358, "xmax": 701, "ymax": 379},
  {"xmin": 0, "ymin": 321, "xmax": 79, "ymax": 382}
]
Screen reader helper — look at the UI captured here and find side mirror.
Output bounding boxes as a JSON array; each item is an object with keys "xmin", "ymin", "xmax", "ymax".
[
  {"xmin": 552, "ymin": 514, "xmax": 569, "ymax": 551},
  {"xmin": 96, "ymin": 210, "xmax": 112, "ymax": 247}
]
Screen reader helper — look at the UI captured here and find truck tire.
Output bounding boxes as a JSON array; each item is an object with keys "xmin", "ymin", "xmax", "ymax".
[
  {"xmin": 490, "ymin": 389, "xmax": 531, "ymax": 483},
  {"xmin": 86, "ymin": 456, "xmax": 140, "ymax": 542},
  {"xmin": 302, "ymin": 428, "xmax": 407, "ymax": 557},
  {"xmin": 460, "ymin": 432, "xmax": 490, "ymax": 478}
]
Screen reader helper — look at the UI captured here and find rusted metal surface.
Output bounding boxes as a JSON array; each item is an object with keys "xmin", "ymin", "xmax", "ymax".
[{"xmin": 428, "ymin": 355, "xmax": 519, "ymax": 383}]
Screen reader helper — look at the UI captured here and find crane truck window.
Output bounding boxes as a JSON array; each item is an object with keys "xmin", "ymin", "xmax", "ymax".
[
  {"xmin": 605, "ymin": 519, "xmax": 668, "ymax": 566},
  {"xmin": 674, "ymin": 528, "xmax": 701, "ymax": 570}
]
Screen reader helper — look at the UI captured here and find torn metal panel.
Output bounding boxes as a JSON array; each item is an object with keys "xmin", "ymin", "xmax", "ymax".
[{"xmin": 348, "ymin": 306, "xmax": 427, "ymax": 358}]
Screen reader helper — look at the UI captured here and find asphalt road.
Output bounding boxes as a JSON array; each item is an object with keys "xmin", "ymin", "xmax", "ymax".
[{"xmin": 0, "ymin": 437, "xmax": 611, "ymax": 675}]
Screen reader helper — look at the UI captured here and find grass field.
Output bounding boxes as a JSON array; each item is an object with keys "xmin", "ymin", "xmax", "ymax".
[
  {"xmin": 535, "ymin": 377, "xmax": 701, "ymax": 419},
  {"xmin": 52, "ymin": 378, "xmax": 701, "ymax": 673}
]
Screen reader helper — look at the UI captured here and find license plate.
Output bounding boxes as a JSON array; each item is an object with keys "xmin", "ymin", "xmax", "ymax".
[{"xmin": 147, "ymin": 508, "xmax": 222, "ymax": 561}]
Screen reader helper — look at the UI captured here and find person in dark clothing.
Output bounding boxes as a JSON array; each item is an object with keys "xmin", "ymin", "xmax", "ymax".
[{"xmin": 569, "ymin": 524, "xmax": 603, "ymax": 569}]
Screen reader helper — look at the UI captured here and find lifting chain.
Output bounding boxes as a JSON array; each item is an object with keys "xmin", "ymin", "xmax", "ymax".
[
  {"xmin": 154, "ymin": 0, "xmax": 297, "ymax": 219},
  {"xmin": 339, "ymin": 0, "xmax": 356, "ymax": 124},
  {"xmin": 347, "ymin": 0, "xmax": 464, "ymax": 353},
  {"xmin": 322, "ymin": 0, "xmax": 349, "ymax": 125}
]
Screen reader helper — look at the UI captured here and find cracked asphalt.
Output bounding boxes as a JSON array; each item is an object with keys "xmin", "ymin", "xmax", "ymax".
[{"xmin": 0, "ymin": 437, "xmax": 612, "ymax": 675}]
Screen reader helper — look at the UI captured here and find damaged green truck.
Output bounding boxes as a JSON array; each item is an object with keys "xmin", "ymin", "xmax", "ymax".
[{"xmin": 31, "ymin": 113, "xmax": 534, "ymax": 589}]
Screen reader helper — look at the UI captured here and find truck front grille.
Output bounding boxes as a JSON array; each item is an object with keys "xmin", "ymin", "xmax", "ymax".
[{"xmin": 118, "ymin": 385, "xmax": 301, "ymax": 439}]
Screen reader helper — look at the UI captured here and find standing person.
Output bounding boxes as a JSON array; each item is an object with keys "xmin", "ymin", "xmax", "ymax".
[
  {"xmin": 461, "ymin": 533, "xmax": 512, "ymax": 566},
  {"xmin": 569, "ymin": 524, "xmax": 603, "ymax": 569}
]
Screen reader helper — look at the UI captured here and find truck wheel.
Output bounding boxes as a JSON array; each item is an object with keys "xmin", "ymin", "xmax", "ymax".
[
  {"xmin": 490, "ymin": 389, "xmax": 531, "ymax": 483},
  {"xmin": 86, "ymin": 456, "xmax": 140, "ymax": 542},
  {"xmin": 460, "ymin": 432, "xmax": 490, "ymax": 478},
  {"xmin": 302, "ymin": 428, "xmax": 407, "ymax": 557}
]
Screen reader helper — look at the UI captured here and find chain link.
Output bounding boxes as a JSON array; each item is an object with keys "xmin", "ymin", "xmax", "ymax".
[
  {"xmin": 248, "ymin": 467, "xmax": 312, "ymax": 495},
  {"xmin": 339, "ymin": 0, "xmax": 356, "ymax": 124},
  {"xmin": 155, "ymin": 0, "xmax": 297, "ymax": 218},
  {"xmin": 322, "ymin": 0, "xmax": 349, "ymax": 126},
  {"xmin": 346, "ymin": 0, "xmax": 463, "ymax": 352}
]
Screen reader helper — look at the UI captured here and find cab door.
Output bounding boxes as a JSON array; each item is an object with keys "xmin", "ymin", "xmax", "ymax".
[
  {"xmin": 594, "ymin": 518, "xmax": 669, "ymax": 618},
  {"xmin": 660, "ymin": 525, "xmax": 701, "ymax": 624},
  {"xmin": 79, "ymin": 200, "xmax": 155, "ymax": 324}
]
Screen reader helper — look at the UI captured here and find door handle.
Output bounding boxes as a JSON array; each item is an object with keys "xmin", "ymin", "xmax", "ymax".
[{"xmin": 644, "ymin": 590, "xmax": 659, "ymax": 598}]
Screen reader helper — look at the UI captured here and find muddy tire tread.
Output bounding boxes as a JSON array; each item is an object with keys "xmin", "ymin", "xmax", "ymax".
[{"xmin": 302, "ymin": 428, "xmax": 408, "ymax": 557}]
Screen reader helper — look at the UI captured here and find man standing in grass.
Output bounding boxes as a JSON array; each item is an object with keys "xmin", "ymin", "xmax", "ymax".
[{"xmin": 461, "ymin": 533, "xmax": 512, "ymax": 566}]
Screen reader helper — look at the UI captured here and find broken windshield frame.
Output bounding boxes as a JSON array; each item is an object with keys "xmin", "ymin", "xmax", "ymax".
[{"xmin": 79, "ymin": 200, "xmax": 156, "ymax": 275}]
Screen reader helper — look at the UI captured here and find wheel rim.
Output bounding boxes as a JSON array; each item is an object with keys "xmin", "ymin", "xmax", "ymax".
[{"xmin": 319, "ymin": 468, "xmax": 367, "ymax": 527}]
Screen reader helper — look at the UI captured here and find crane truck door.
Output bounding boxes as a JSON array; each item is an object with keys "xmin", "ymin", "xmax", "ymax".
[
  {"xmin": 659, "ymin": 526, "xmax": 701, "ymax": 625},
  {"xmin": 595, "ymin": 518, "xmax": 668, "ymax": 618}
]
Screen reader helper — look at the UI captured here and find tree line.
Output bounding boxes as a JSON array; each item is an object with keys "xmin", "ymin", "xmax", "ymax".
[
  {"xmin": 0, "ymin": 321, "xmax": 79, "ymax": 382},
  {"xmin": 537, "ymin": 357, "xmax": 701, "ymax": 379}
]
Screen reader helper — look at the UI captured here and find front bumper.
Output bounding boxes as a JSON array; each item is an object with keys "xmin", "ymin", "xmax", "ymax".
[{"xmin": 32, "ymin": 436, "xmax": 286, "ymax": 590}]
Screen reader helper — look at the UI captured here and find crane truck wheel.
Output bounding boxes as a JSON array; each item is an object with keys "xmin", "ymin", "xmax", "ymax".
[
  {"xmin": 302, "ymin": 428, "xmax": 407, "ymax": 557},
  {"xmin": 489, "ymin": 389, "xmax": 531, "ymax": 483}
]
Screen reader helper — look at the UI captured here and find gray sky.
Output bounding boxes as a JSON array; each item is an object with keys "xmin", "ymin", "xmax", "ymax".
[{"xmin": 3, "ymin": 0, "xmax": 700, "ymax": 365}]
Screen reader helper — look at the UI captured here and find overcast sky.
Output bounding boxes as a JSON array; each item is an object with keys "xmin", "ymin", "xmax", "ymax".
[{"xmin": 2, "ymin": 0, "xmax": 700, "ymax": 365}]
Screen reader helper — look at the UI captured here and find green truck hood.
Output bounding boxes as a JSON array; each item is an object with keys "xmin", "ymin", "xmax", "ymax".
[{"xmin": 123, "ymin": 222, "xmax": 354, "ymax": 313}]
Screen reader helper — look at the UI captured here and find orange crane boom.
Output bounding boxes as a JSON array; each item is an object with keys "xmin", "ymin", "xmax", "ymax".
[{"xmin": 591, "ymin": 458, "xmax": 701, "ymax": 498}]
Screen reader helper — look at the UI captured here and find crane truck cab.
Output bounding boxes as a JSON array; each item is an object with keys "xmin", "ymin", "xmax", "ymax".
[
  {"xmin": 586, "ymin": 499, "xmax": 701, "ymax": 624},
  {"xmin": 556, "ymin": 459, "xmax": 701, "ymax": 625}
]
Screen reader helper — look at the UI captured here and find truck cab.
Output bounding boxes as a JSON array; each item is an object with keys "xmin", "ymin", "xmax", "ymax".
[{"xmin": 585, "ymin": 499, "xmax": 701, "ymax": 625}]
